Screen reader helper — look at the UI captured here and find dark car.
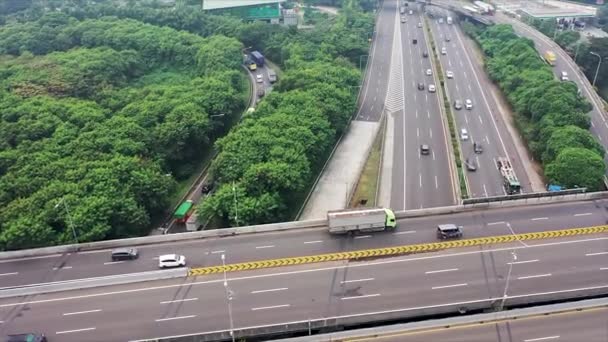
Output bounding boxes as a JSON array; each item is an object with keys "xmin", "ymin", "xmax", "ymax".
[
  {"xmin": 422, "ymin": 51, "xmax": 428, "ymax": 58},
  {"xmin": 7, "ymin": 333, "xmax": 47, "ymax": 342},
  {"xmin": 465, "ymin": 158, "xmax": 477, "ymax": 171},
  {"xmin": 473, "ymin": 142, "xmax": 483, "ymax": 154},
  {"xmin": 413, "ymin": 38, "xmax": 418, "ymax": 44},
  {"xmin": 445, "ymin": 36, "xmax": 451, "ymax": 42},
  {"xmin": 420, "ymin": 144, "xmax": 430, "ymax": 155},
  {"xmin": 418, "ymin": 82, "xmax": 425, "ymax": 90},
  {"xmin": 111, "ymin": 247, "xmax": 139, "ymax": 261},
  {"xmin": 201, "ymin": 182, "xmax": 213, "ymax": 195},
  {"xmin": 437, "ymin": 224, "xmax": 463, "ymax": 239}
]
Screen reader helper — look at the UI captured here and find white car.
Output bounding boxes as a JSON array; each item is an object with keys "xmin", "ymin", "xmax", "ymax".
[
  {"xmin": 441, "ymin": 47, "xmax": 447, "ymax": 55},
  {"xmin": 428, "ymin": 84, "xmax": 436, "ymax": 93},
  {"xmin": 461, "ymin": 128, "xmax": 469, "ymax": 141},
  {"xmin": 158, "ymin": 254, "xmax": 186, "ymax": 268},
  {"xmin": 465, "ymin": 99, "xmax": 473, "ymax": 110},
  {"xmin": 446, "ymin": 70, "xmax": 454, "ymax": 79},
  {"xmin": 418, "ymin": 22, "xmax": 422, "ymax": 28},
  {"xmin": 426, "ymin": 69, "xmax": 432, "ymax": 76},
  {"xmin": 256, "ymin": 74, "xmax": 263, "ymax": 83}
]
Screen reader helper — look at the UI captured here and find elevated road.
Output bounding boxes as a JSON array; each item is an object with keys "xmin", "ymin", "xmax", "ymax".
[
  {"xmin": 0, "ymin": 233, "xmax": 606, "ymax": 341},
  {"xmin": 320, "ymin": 306, "xmax": 608, "ymax": 342},
  {"xmin": 1, "ymin": 198, "xmax": 608, "ymax": 289}
]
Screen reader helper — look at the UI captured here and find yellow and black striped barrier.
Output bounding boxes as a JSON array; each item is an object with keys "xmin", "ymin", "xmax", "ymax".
[{"xmin": 188, "ymin": 225, "xmax": 608, "ymax": 277}]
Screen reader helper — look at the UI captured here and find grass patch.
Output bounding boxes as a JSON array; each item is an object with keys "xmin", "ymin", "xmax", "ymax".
[
  {"xmin": 349, "ymin": 119, "xmax": 385, "ymax": 208},
  {"xmin": 425, "ymin": 17, "xmax": 468, "ymax": 199}
]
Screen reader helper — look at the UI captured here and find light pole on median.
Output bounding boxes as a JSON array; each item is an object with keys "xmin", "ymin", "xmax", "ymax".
[
  {"xmin": 500, "ymin": 251, "xmax": 517, "ymax": 311},
  {"xmin": 221, "ymin": 254, "xmax": 236, "ymax": 342},
  {"xmin": 54, "ymin": 197, "xmax": 78, "ymax": 244},
  {"xmin": 232, "ymin": 182, "xmax": 240, "ymax": 227}
]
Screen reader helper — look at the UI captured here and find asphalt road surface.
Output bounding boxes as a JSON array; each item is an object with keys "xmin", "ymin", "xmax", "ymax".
[
  {"xmin": 1, "ymin": 199, "xmax": 608, "ymax": 290},
  {"xmin": 0, "ymin": 234, "xmax": 606, "ymax": 341},
  {"xmin": 391, "ymin": 2, "xmax": 457, "ymax": 210},
  {"xmin": 427, "ymin": 11, "xmax": 532, "ymax": 198},
  {"xmin": 357, "ymin": 307, "xmax": 608, "ymax": 342}
]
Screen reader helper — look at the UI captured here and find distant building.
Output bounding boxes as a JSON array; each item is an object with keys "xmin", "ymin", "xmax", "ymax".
[{"xmin": 202, "ymin": 0, "xmax": 287, "ymax": 23}]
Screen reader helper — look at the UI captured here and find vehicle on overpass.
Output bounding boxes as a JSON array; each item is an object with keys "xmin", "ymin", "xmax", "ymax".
[
  {"xmin": 327, "ymin": 208, "xmax": 396, "ymax": 234},
  {"xmin": 463, "ymin": 6, "xmax": 480, "ymax": 15},
  {"xmin": 473, "ymin": 1, "xmax": 494, "ymax": 15},
  {"xmin": 174, "ymin": 200, "xmax": 194, "ymax": 223},
  {"xmin": 543, "ymin": 51, "xmax": 557, "ymax": 66},
  {"xmin": 497, "ymin": 157, "xmax": 521, "ymax": 195}
]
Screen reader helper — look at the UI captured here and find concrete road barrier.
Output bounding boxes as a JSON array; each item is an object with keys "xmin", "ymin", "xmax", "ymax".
[{"xmin": 0, "ymin": 268, "xmax": 187, "ymax": 299}]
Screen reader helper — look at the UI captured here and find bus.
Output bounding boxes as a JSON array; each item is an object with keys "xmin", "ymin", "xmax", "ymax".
[{"xmin": 174, "ymin": 200, "xmax": 194, "ymax": 223}]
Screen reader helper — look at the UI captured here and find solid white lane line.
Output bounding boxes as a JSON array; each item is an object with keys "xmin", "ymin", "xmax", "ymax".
[
  {"xmin": 0, "ymin": 272, "xmax": 19, "ymax": 276},
  {"xmin": 53, "ymin": 266, "xmax": 73, "ymax": 270},
  {"xmin": 531, "ymin": 217, "xmax": 548, "ymax": 221},
  {"xmin": 160, "ymin": 298, "xmax": 198, "ymax": 304},
  {"xmin": 517, "ymin": 273, "xmax": 552, "ymax": 280},
  {"xmin": 574, "ymin": 213, "xmax": 592, "ymax": 217},
  {"xmin": 487, "ymin": 221, "xmax": 505, "ymax": 226},
  {"xmin": 63, "ymin": 309, "xmax": 102, "ymax": 316},
  {"xmin": 4, "ymin": 237, "xmax": 607, "ymax": 310},
  {"xmin": 341, "ymin": 278, "xmax": 374, "ymax": 284},
  {"xmin": 341, "ymin": 294, "xmax": 381, "ymax": 300},
  {"xmin": 393, "ymin": 230, "xmax": 416, "ymax": 235},
  {"xmin": 508, "ymin": 259, "xmax": 539, "ymax": 265},
  {"xmin": 303, "ymin": 240, "xmax": 323, "ymax": 244},
  {"xmin": 600, "ymin": 267, "xmax": 608, "ymax": 270},
  {"xmin": 210, "ymin": 250, "xmax": 225, "ymax": 254},
  {"xmin": 155, "ymin": 315, "xmax": 197, "ymax": 322},
  {"xmin": 56, "ymin": 327, "xmax": 96, "ymax": 335},
  {"xmin": 251, "ymin": 304, "xmax": 290, "ymax": 311},
  {"xmin": 524, "ymin": 336, "xmax": 560, "ymax": 342},
  {"xmin": 103, "ymin": 261, "xmax": 124, "ymax": 265},
  {"xmin": 586, "ymin": 251, "xmax": 608, "ymax": 256},
  {"xmin": 255, "ymin": 245, "xmax": 275, "ymax": 249},
  {"xmin": 435, "ymin": 176, "xmax": 438, "ymax": 189},
  {"xmin": 432, "ymin": 283, "xmax": 467, "ymax": 290},
  {"xmin": 354, "ymin": 235, "xmax": 372, "ymax": 239},
  {"xmin": 419, "ymin": 174, "xmax": 422, "ymax": 188},
  {"xmin": 251, "ymin": 288, "xmax": 288, "ymax": 294},
  {"xmin": 425, "ymin": 268, "xmax": 459, "ymax": 274}
]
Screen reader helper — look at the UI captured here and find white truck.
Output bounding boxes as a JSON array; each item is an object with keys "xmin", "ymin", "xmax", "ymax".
[
  {"xmin": 186, "ymin": 212, "xmax": 201, "ymax": 232},
  {"xmin": 447, "ymin": 16, "xmax": 453, "ymax": 25},
  {"xmin": 327, "ymin": 208, "xmax": 396, "ymax": 234}
]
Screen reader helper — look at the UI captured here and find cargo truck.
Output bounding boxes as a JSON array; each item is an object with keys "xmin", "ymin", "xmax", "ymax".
[
  {"xmin": 268, "ymin": 69, "xmax": 277, "ymax": 83},
  {"xmin": 447, "ymin": 16, "xmax": 453, "ymax": 24},
  {"xmin": 186, "ymin": 212, "xmax": 200, "ymax": 231},
  {"xmin": 251, "ymin": 51, "xmax": 265, "ymax": 67},
  {"xmin": 327, "ymin": 208, "xmax": 396, "ymax": 234}
]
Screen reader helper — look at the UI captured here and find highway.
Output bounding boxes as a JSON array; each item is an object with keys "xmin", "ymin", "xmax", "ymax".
[
  {"xmin": 0, "ymin": 233, "xmax": 606, "ymax": 341},
  {"xmin": 2, "ymin": 199, "xmax": 608, "ymax": 289},
  {"xmin": 427, "ymin": 9, "xmax": 533, "ymax": 198},
  {"xmin": 346, "ymin": 307, "xmax": 608, "ymax": 342},
  {"xmin": 392, "ymin": 1, "xmax": 457, "ymax": 210}
]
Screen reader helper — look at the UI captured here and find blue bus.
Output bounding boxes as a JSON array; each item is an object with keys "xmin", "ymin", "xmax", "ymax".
[{"xmin": 251, "ymin": 51, "xmax": 265, "ymax": 67}]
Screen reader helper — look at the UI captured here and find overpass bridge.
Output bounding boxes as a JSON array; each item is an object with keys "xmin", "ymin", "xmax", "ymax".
[{"xmin": 419, "ymin": 0, "xmax": 494, "ymax": 25}]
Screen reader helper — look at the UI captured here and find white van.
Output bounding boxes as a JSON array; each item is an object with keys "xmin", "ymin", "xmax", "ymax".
[{"xmin": 561, "ymin": 71, "xmax": 569, "ymax": 81}]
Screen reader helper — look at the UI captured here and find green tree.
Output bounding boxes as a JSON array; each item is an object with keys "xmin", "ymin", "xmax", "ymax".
[
  {"xmin": 545, "ymin": 147, "xmax": 605, "ymax": 190},
  {"xmin": 542, "ymin": 125, "xmax": 605, "ymax": 163}
]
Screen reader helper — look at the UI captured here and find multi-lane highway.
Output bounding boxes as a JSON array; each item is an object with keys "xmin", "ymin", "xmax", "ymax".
[
  {"xmin": 427, "ymin": 9, "xmax": 533, "ymax": 197},
  {"xmin": 1, "ymin": 198, "xmax": 607, "ymax": 288},
  {"xmin": 342, "ymin": 307, "xmax": 608, "ymax": 342},
  {"xmin": 0, "ymin": 232, "xmax": 606, "ymax": 341},
  {"xmin": 390, "ymin": 2, "xmax": 457, "ymax": 210}
]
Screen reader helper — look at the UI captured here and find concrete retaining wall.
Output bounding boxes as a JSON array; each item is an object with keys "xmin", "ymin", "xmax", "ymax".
[
  {"xmin": 0, "ymin": 268, "xmax": 187, "ymax": 299},
  {"xmin": 3, "ymin": 192, "xmax": 607, "ymax": 261}
]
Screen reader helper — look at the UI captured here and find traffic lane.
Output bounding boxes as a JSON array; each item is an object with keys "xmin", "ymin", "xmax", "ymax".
[
  {"xmin": 355, "ymin": 0, "xmax": 394, "ymax": 121},
  {"xmin": 378, "ymin": 307, "xmax": 608, "ymax": 342},
  {"xmin": 1, "ymin": 236, "xmax": 606, "ymax": 341},
  {"xmin": 1, "ymin": 198, "xmax": 607, "ymax": 289},
  {"xmin": 451, "ymin": 23, "xmax": 534, "ymax": 194}
]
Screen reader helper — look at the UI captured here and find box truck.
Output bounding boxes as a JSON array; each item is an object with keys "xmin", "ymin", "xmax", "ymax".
[{"xmin": 327, "ymin": 208, "xmax": 396, "ymax": 234}]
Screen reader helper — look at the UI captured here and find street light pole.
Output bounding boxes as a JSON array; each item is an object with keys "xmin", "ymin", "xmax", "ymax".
[
  {"xmin": 500, "ymin": 251, "xmax": 517, "ymax": 311},
  {"xmin": 55, "ymin": 197, "xmax": 78, "ymax": 244},
  {"xmin": 590, "ymin": 51, "xmax": 603, "ymax": 88},
  {"xmin": 232, "ymin": 182, "xmax": 239, "ymax": 227},
  {"xmin": 221, "ymin": 254, "xmax": 235, "ymax": 342}
]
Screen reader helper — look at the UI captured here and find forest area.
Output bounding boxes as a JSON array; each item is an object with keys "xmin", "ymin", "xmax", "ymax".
[{"xmin": 0, "ymin": 0, "xmax": 374, "ymax": 250}]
